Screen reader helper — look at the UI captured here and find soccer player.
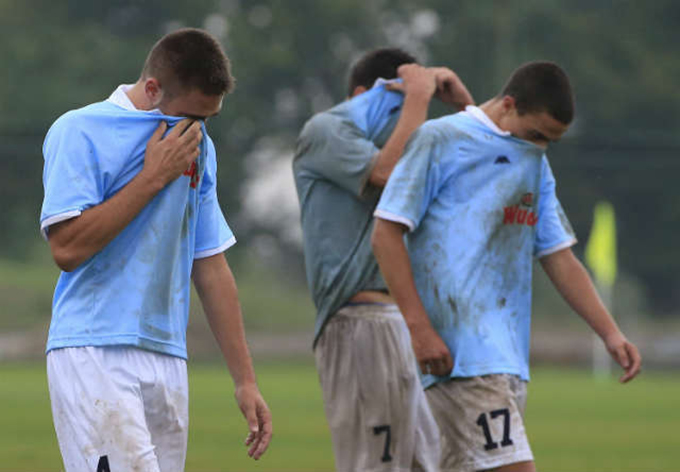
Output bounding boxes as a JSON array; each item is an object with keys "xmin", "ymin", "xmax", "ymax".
[
  {"xmin": 372, "ymin": 61, "xmax": 642, "ymax": 472},
  {"xmin": 293, "ymin": 48, "xmax": 474, "ymax": 471},
  {"xmin": 40, "ymin": 29, "xmax": 272, "ymax": 472}
]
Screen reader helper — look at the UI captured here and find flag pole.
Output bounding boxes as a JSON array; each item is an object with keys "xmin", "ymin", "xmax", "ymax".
[{"xmin": 585, "ymin": 201, "xmax": 617, "ymax": 380}]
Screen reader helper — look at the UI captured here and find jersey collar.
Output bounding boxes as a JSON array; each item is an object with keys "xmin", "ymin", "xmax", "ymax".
[
  {"xmin": 463, "ymin": 105, "xmax": 511, "ymax": 137},
  {"xmin": 107, "ymin": 84, "xmax": 161, "ymax": 114}
]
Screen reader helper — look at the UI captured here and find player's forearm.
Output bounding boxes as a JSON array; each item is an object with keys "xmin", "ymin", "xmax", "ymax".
[
  {"xmin": 192, "ymin": 254, "xmax": 258, "ymax": 388},
  {"xmin": 540, "ymin": 248, "xmax": 623, "ymax": 340},
  {"xmin": 368, "ymin": 90, "xmax": 431, "ymax": 188},
  {"xmin": 48, "ymin": 172, "xmax": 164, "ymax": 272},
  {"xmin": 371, "ymin": 218, "xmax": 434, "ymax": 331}
]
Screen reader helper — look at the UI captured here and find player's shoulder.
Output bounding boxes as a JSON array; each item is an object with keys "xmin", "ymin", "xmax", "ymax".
[
  {"xmin": 299, "ymin": 105, "xmax": 350, "ymax": 142},
  {"xmin": 411, "ymin": 112, "xmax": 472, "ymax": 145},
  {"xmin": 47, "ymin": 101, "xmax": 120, "ymax": 136},
  {"xmin": 295, "ymin": 104, "xmax": 358, "ymax": 166}
]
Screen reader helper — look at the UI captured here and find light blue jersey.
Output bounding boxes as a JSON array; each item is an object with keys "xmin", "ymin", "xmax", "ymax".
[
  {"xmin": 293, "ymin": 82, "xmax": 403, "ymax": 345},
  {"xmin": 40, "ymin": 89, "xmax": 234, "ymax": 359},
  {"xmin": 375, "ymin": 106, "xmax": 576, "ymax": 386}
]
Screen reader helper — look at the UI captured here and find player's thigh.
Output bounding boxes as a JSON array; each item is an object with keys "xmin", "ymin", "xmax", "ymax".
[
  {"xmin": 411, "ymin": 384, "xmax": 442, "ymax": 472},
  {"xmin": 141, "ymin": 352, "xmax": 189, "ymax": 472},
  {"xmin": 315, "ymin": 308, "xmax": 413, "ymax": 424},
  {"xmin": 487, "ymin": 460, "xmax": 536, "ymax": 472},
  {"xmin": 426, "ymin": 374, "xmax": 533, "ymax": 472},
  {"xmin": 315, "ymin": 306, "xmax": 436, "ymax": 471},
  {"xmin": 47, "ymin": 346, "xmax": 161, "ymax": 472}
]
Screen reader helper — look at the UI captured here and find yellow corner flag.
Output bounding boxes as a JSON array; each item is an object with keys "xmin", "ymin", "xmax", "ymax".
[{"xmin": 585, "ymin": 201, "xmax": 618, "ymax": 288}]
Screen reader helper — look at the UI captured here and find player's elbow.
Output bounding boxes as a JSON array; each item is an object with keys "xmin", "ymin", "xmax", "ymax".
[
  {"xmin": 367, "ymin": 169, "xmax": 388, "ymax": 189},
  {"xmin": 46, "ymin": 220, "xmax": 88, "ymax": 272},
  {"xmin": 52, "ymin": 251, "xmax": 79, "ymax": 273},
  {"xmin": 50, "ymin": 242, "xmax": 82, "ymax": 272}
]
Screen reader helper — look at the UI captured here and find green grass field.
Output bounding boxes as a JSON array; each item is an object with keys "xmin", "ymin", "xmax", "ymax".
[{"xmin": 1, "ymin": 362, "xmax": 678, "ymax": 472}]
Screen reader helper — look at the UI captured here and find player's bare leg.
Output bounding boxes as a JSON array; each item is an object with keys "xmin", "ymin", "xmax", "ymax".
[{"xmin": 487, "ymin": 460, "xmax": 536, "ymax": 472}]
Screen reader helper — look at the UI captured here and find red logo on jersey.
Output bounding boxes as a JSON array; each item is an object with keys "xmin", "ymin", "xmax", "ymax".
[
  {"xmin": 183, "ymin": 162, "xmax": 200, "ymax": 189},
  {"xmin": 503, "ymin": 193, "xmax": 538, "ymax": 226}
]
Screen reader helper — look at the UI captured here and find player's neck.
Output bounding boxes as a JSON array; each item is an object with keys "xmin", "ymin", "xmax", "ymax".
[
  {"xmin": 126, "ymin": 81, "xmax": 155, "ymax": 111},
  {"xmin": 479, "ymin": 98, "xmax": 505, "ymax": 130}
]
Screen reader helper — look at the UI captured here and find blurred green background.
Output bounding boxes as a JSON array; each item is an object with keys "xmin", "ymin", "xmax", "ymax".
[{"xmin": 1, "ymin": 0, "xmax": 679, "ymax": 470}]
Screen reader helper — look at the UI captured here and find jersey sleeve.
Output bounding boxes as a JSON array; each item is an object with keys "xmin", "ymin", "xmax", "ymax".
[
  {"xmin": 40, "ymin": 114, "xmax": 104, "ymax": 239},
  {"xmin": 534, "ymin": 156, "xmax": 577, "ymax": 257},
  {"xmin": 374, "ymin": 126, "xmax": 443, "ymax": 231},
  {"xmin": 194, "ymin": 136, "xmax": 235, "ymax": 259},
  {"xmin": 296, "ymin": 114, "xmax": 379, "ymax": 196}
]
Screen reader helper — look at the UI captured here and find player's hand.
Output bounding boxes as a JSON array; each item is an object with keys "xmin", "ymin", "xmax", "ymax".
[
  {"xmin": 603, "ymin": 331, "xmax": 642, "ymax": 383},
  {"xmin": 386, "ymin": 63, "xmax": 437, "ymax": 100},
  {"xmin": 141, "ymin": 119, "xmax": 203, "ymax": 190},
  {"xmin": 235, "ymin": 383, "xmax": 273, "ymax": 460},
  {"xmin": 429, "ymin": 67, "xmax": 475, "ymax": 110},
  {"xmin": 410, "ymin": 322, "xmax": 453, "ymax": 377}
]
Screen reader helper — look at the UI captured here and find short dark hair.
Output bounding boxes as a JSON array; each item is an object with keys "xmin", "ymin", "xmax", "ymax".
[
  {"xmin": 141, "ymin": 28, "xmax": 235, "ymax": 97},
  {"xmin": 500, "ymin": 61, "xmax": 574, "ymax": 124},
  {"xmin": 348, "ymin": 48, "xmax": 417, "ymax": 96}
]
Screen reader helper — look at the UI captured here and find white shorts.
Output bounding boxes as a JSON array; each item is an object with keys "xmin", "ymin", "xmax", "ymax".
[
  {"xmin": 47, "ymin": 346, "xmax": 189, "ymax": 472},
  {"xmin": 315, "ymin": 304, "xmax": 440, "ymax": 472},
  {"xmin": 425, "ymin": 374, "xmax": 534, "ymax": 472}
]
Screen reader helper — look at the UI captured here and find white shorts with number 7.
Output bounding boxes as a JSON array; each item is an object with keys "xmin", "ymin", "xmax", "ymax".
[{"xmin": 315, "ymin": 304, "xmax": 441, "ymax": 472}]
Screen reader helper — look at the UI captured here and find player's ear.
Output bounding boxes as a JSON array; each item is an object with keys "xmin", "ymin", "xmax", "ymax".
[
  {"xmin": 501, "ymin": 95, "xmax": 517, "ymax": 114},
  {"xmin": 350, "ymin": 85, "xmax": 367, "ymax": 98},
  {"xmin": 144, "ymin": 77, "xmax": 164, "ymax": 107}
]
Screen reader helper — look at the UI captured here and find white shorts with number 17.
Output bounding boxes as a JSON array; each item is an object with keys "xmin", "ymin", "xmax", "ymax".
[
  {"xmin": 47, "ymin": 346, "xmax": 188, "ymax": 472},
  {"xmin": 426, "ymin": 374, "xmax": 534, "ymax": 472}
]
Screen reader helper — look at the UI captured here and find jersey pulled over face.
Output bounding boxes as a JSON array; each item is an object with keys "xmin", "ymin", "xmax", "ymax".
[
  {"xmin": 158, "ymin": 87, "xmax": 224, "ymax": 121},
  {"xmin": 497, "ymin": 103, "xmax": 570, "ymax": 149},
  {"xmin": 40, "ymin": 92, "xmax": 234, "ymax": 359},
  {"xmin": 375, "ymin": 106, "xmax": 576, "ymax": 385},
  {"xmin": 293, "ymin": 81, "xmax": 404, "ymax": 345}
]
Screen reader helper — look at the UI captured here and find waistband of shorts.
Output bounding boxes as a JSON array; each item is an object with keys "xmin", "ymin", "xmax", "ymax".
[{"xmin": 335, "ymin": 303, "xmax": 402, "ymax": 321}]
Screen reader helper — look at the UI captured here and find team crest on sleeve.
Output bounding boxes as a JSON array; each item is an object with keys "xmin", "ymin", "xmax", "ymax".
[{"xmin": 503, "ymin": 192, "xmax": 538, "ymax": 226}]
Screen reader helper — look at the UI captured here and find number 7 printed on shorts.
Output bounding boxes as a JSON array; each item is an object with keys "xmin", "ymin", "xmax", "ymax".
[
  {"xmin": 476, "ymin": 408, "xmax": 514, "ymax": 451},
  {"xmin": 373, "ymin": 424, "xmax": 393, "ymax": 462}
]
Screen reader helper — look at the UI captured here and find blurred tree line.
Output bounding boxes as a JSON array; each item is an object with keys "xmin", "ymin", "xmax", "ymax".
[{"xmin": 1, "ymin": 0, "xmax": 678, "ymax": 313}]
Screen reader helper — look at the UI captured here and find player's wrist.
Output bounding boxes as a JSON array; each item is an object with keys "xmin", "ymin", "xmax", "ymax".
[
  {"xmin": 234, "ymin": 376, "xmax": 259, "ymax": 391},
  {"xmin": 602, "ymin": 328, "xmax": 625, "ymax": 345},
  {"xmin": 403, "ymin": 86, "xmax": 435, "ymax": 103},
  {"xmin": 136, "ymin": 167, "xmax": 167, "ymax": 194},
  {"xmin": 234, "ymin": 381, "xmax": 261, "ymax": 402},
  {"xmin": 405, "ymin": 315, "xmax": 435, "ymax": 336}
]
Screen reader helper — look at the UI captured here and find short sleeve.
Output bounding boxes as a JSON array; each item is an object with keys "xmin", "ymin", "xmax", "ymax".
[
  {"xmin": 296, "ymin": 114, "xmax": 379, "ymax": 196},
  {"xmin": 194, "ymin": 137, "xmax": 235, "ymax": 259},
  {"xmin": 534, "ymin": 157, "xmax": 577, "ymax": 257},
  {"xmin": 374, "ymin": 126, "xmax": 443, "ymax": 231},
  {"xmin": 40, "ymin": 114, "xmax": 104, "ymax": 239}
]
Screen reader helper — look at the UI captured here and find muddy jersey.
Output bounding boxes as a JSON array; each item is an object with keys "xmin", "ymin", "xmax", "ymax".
[{"xmin": 375, "ymin": 106, "xmax": 576, "ymax": 386}]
